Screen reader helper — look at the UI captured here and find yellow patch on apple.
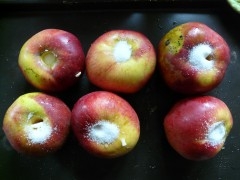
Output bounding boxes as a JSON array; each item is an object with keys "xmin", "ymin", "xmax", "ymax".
[
  {"xmin": 161, "ymin": 26, "xmax": 184, "ymax": 55},
  {"xmin": 196, "ymin": 70, "xmax": 216, "ymax": 86}
]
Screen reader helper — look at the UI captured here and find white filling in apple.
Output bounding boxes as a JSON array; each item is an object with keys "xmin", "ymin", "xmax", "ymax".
[
  {"xmin": 87, "ymin": 120, "xmax": 120, "ymax": 145},
  {"xmin": 24, "ymin": 113, "xmax": 52, "ymax": 144},
  {"xmin": 188, "ymin": 43, "xmax": 214, "ymax": 70},
  {"xmin": 113, "ymin": 40, "xmax": 132, "ymax": 62},
  {"xmin": 207, "ymin": 121, "xmax": 226, "ymax": 146}
]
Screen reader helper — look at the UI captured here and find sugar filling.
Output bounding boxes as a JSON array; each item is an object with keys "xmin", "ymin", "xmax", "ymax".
[
  {"xmin": 24, "ymin": 113, "xmax": 52, "ymax": 144},
  {"xmin": 207, "ymin": 121, "xmax": 226, "ymax": 146},
  {"xmin": 87, "ymin": 120, "xmax": 119, "ymax": 144},
  {"xmin": 188, "ymin": 43, "xmax": 214, "ymax": 71},
  {"xmin": 113, "ymin": 40, "xmax": 132, "ymax": 62}
]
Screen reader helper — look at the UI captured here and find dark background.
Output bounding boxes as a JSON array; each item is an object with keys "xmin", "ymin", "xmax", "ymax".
[{"xmin": 1, "ymin": 1, "xmax": 240, "ymax": 180}]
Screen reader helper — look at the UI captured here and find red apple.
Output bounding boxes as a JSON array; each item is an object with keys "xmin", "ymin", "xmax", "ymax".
[
  {"xmin": 2, "ymin": 92, "xmax": 71, "ymax": 156},
  {"xmin": 86, "ymin": 30, "xmax": 156, "ymax": 93},
  {"xmin": 18, "ymin": 29, "xmax": 85, "ymax": 92},
  {"xmin": 158, "ymin": 22, "xmax": 230, "ymax": 94},
  {"xmin": 164, "ymin": 96, "xmax": 233, "ymax": 161},
  {"xmin": 71, "ymin": 91, "xmax": 140, "ymax": 158}
]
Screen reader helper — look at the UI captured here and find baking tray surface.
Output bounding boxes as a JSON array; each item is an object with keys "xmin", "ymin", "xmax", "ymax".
[{"xmin": 0, "ymin": 2, "xmax": 240, "ymax": 180}]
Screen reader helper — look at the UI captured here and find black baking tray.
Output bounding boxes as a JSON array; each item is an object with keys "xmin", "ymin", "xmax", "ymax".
[{"xmin": 1, "ymin": 1, "xmax": 240, "ymax": 180}]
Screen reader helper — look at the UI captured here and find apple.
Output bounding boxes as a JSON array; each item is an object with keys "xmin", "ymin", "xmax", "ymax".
[
  {"xmin": 2, "ymin": 92, "xmax": 71, "ymax": 156},
  {"xmin": 227, "ymin": 0, "xmax": 240, "ymax": 13},
  {"xmin": 163, "ymin": 95, "xmax": 233, "ymax": 161},
  {"xmin": 86, "ymin": 30, "xmax": 156, "ymax": 93},
  {"xmin": 71, "ymin": 91, "xmax": 140, "ymax": 158},
  {"xmin": 158, "ymin": 22, "xmax": 230, "ymax": 94},
  {"xmin": 18, "ymin": 29, "xmax": 85, "ymax": 92}
]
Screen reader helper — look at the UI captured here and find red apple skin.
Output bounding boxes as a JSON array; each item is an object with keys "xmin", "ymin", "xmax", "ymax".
[
  {"xmin": 71, "ymin": 91, "xmax": 140, "ymax": 158},
  {"xmin": 86, "ymin": 30, "xmax": 156, "ymax": 93},
  {"xmin": 2, "ymin": 92, "xmax": 71, "ymax": 156},
  {"xmin": 18, "ymin": 29, "xmax": 85, "ymax": 92},
  {"xmin": 158, "ymin": 22, "xmax": 230, "ymax": 94},
  {"xmin": 164, "ymin": 96, "xmax": 233, "ymax": 161}
]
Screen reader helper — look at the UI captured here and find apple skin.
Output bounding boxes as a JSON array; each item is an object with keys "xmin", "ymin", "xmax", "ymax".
[
  {"xmin": 71, "ymin": 91, "xmax": 140, "ymax": 158},
  {"xmin": 18, "ymin": 29, "xmax": 85, "ymax": 92},
  {"xmin": 158, "ymin": 22, "xmax": 230, "ymax": 94},
  {"xmin": 2, "ymin": 92, "xmax": 71, "ymax": 156},
  {"xmin": 163, "ymin": 96, "xmax": 233, "ymax": 161},
  {"xmin": 86, "ymin": 30, "xmax": 156, "ymax": 93}
]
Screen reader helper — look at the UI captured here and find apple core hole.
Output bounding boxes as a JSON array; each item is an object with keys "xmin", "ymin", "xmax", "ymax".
[
  {"xmin": 24, "ymin": 118, "xmax": 52, "ymax": 144},
  {"xmin": 31, "ymin": 118, "xmax": 44, "ymax": 125},
  {"xmin": 41, "ymin": 50, "xmax": 57, "ymax": 68},
  {"xmin": 113, "ymin": 40, "xmax": 132, "ymax": 62},
  {"xmin": 206, "ymin": 54, "xmax": 214, "ymax": 61},
  {"xmin": 207, "ymin": 121, "xmax": 226, "ymax": 146},
  {"xmin": 87, "ymin": 120, "xmax": 120, "ymax": 145}
]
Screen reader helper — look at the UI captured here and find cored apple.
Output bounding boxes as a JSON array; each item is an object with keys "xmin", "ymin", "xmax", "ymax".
[
  {"xmin": 158, "ymin": 22, "xmax": 230, "ymax": 94},
  {"xmin": 18, "ymin": 29, "xmax": 85, "ymax": 92},
  {"xmin": 86, "ymin": 30, "xmax": 156, "ymax": 93},
  {"xmin": 164, "ymin": 96, "xmax": 233, "ymax": 161},
  {"xmin": 71, "ymin": 91, "xmax": 140, "ymax": 158},
  {"xmin": 2, "ymin": 92, "xmax": 71, "ymax": 156}
]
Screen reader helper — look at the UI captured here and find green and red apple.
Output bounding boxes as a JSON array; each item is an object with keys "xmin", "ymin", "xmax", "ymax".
[
  {"xmin": 71, "ymin": 91, "xmax": 140, "ymax": 158},
  {"xmin": 18, "ymin": 29, "xmax": 85, "ymax": 92},
  {"xmin": 86, "ymin": 30, "xmax": 156, "ymax": 93},
  {"xmin": 158, "ymin": 22, "xmax": 230, "ymax": 94},
  {"xmin": 2, "ymin": 92, "xmax": 71, "ymax": 156},
  {"xmin": 164, "ymin": 96, "xmax": 233, "ymax": 161}
]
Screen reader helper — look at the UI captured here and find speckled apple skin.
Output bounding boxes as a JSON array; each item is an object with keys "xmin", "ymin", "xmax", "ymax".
[
  {"xmin": 18, "ymin": 29, "xmax": 85, "ymax": 92},
  {"xmin": 71, "ymin": 91, "xmax": 140, "ymax": 158},
  {"xmin": 158, "ymin": 22, "xmax": 230, "ymax": 94},
  {"xmin": 2, "ymin": 92, "xmax": 71, "ymax": 156},
  {"xmin": 86, "ymin": 30, "xmax": 156, "ymax": 93},
  {"xmin": 164, "ymin": 96, "xmax": 233, "ymax": 161}
]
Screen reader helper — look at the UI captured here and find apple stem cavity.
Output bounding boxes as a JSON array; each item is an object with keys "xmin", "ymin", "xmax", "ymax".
[
  {"xmin": 113, "ymin": 40, "xmax": 132, "ymax": 62},
  {"xmin": 188, "ymin": 43, "xmax": 214, "ymax": 71},
  {"xmin": 207, "ymin": 121, "xmax": 226, "ymax": 146},
  {"xmin": 87, "ymin": 120, "xmax": 120, "ymax": 145},
  {"xmin": 41, "ymin": 50, "xmax": 57, "ymax": 69}
]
